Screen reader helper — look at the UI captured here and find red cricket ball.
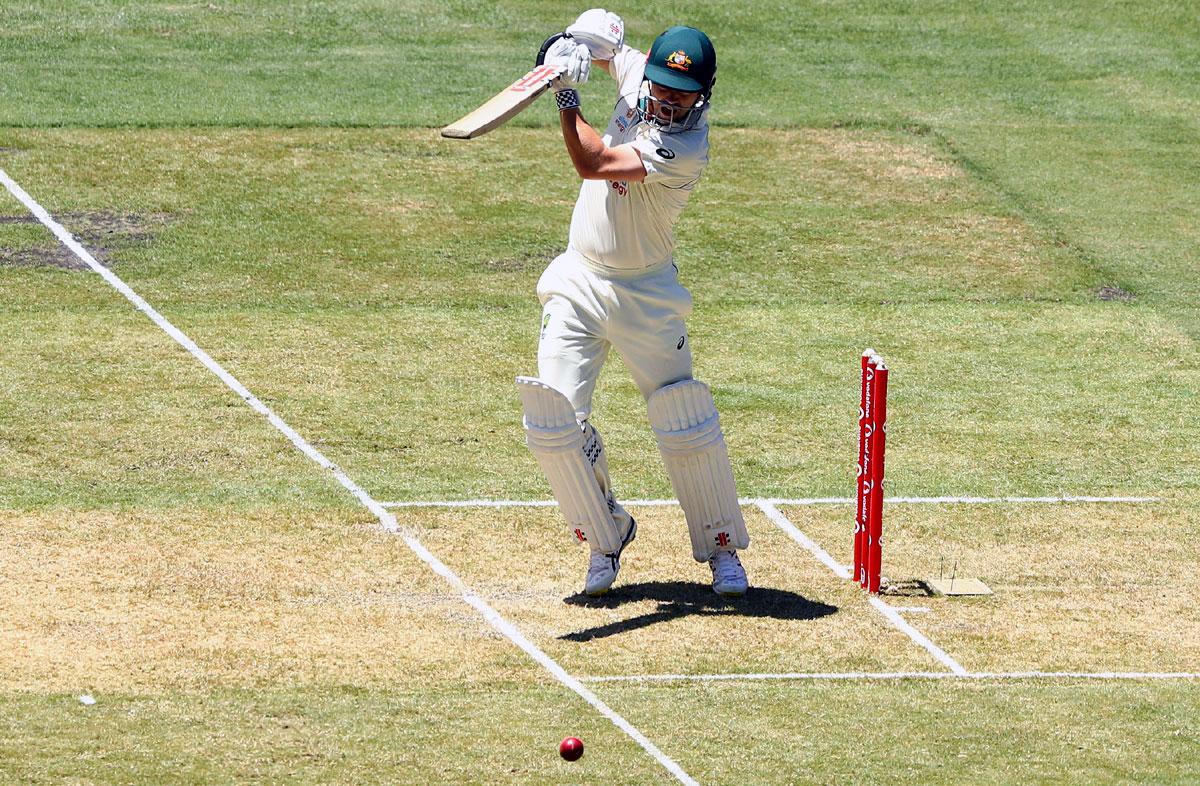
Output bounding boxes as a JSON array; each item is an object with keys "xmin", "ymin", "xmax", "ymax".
[{"xmin": 559, "ymin": 736, "xmax": 584, "ymax": 761}]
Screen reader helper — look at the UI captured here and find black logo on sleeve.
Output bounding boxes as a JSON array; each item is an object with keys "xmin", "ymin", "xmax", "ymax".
[{"xmin": 656, "ymin": 147, "xmax": 676, "ymax": 160}]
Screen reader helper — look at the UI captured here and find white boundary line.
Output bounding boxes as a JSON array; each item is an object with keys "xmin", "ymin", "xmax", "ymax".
[
  {"xmin": 382, "ymin": 495, "xmax": 1159, "ymax": 508},
  {"xmin": 582, "ymin": 671, "xmax": 1200, "ymax": 683},
  {"xmin": 0, "ymin": 168, "xmax": 700, "ymax": 786},
  {"xmin": 757, "ymin": 500, "xmax": 969, "ymax": 675}
]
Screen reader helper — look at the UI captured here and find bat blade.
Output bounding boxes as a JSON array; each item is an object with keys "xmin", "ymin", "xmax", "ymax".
[{"xmin": 441, "ymin": 64, "xmax": 566, "ymax": 140}]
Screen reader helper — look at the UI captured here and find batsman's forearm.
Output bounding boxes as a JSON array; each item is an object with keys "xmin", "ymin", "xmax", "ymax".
[{"xmin": 559, "ymin": 109, "xmax": 607, "ymax": 179}]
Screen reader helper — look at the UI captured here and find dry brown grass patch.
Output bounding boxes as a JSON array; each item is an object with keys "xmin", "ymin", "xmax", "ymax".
[
  {"xmin": 819, "ymin": 132, "xmax": 961, "ymax": 181},
  {"xmin": 412, "ymin": 505, "xmax": 946, "ymax": 678},
  {"xmin": 0, "ymin": 508, "xmax": 539, "ymax": 692},
  {"xmin": 786, "ymin": 501, "xmax": 1200, "ymax": 672}
]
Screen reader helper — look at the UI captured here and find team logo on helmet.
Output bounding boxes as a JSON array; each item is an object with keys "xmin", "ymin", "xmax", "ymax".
[{"xmin": 666, "ymin": 50, "xmax": 692, "ymax": 71}]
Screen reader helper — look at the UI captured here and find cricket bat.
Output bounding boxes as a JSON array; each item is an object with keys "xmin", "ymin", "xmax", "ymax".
[{"xmin": 441, "ymin": 64, "xmax": 566, "ymax": 140}]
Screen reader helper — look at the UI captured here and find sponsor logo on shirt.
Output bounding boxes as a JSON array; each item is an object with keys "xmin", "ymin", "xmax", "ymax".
[
  {"xmin": 656, "ymin": 147, "xmax": 675, "ymax": 160},
  {"xmin": 613, "ymin": 105, "xmax": 636, "ymax": 133}
]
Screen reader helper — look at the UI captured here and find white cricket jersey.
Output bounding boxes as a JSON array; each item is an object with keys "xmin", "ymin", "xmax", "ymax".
[{"xmin": 568, "ymin": 45, "xmax": 710, "ymax": 273}]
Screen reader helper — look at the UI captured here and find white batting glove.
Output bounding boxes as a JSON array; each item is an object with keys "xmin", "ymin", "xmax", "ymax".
[
  {"xmin": 566, "ymin": 9, "xmax": 624, "ymax": 60},
  {"xmin": 543, "ymin": 36, "xmax": 591, "ymax": 85}
]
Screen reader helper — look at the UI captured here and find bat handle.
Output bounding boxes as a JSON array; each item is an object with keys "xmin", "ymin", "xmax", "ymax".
[{"xmin": 536, "ymin": 32, "xmax": 569, "ymax": 66}]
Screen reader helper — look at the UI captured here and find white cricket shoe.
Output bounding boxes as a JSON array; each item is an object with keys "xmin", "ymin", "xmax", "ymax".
[
  {"xmin": 583, "ymin": 519, "xmax": 637, "ymax": 596},
  {"xmin": 709, "ymin": 550, "xmax": 749, "ymax": 596}
]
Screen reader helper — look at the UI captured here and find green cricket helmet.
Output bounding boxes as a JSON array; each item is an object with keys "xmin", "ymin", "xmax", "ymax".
[{"xmin": 637, "ymin": 26, "xmax": 716, "ymax": 133}]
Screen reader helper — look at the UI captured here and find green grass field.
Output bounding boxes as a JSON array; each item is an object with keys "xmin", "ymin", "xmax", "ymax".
[{"xmin": 2, "ymin": 2, "xmax": 1198, "ymax": 783}]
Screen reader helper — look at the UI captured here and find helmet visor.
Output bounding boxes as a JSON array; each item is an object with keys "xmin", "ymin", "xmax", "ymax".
[{"xmin": 637, "ymin": 81, "xmax": 707, "ymax": 133}]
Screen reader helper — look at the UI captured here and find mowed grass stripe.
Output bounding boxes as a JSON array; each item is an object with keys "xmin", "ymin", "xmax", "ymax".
[
  {"xmin": 0, "ymin": 687, "xmax": 671, "ymax": 785},
  {"xmin": 2, "ymin": 1, "xmax": 1196, "ymax": 133},
  {"xmin": 7, "ymin": 300, "xmax": 1184, "ymax": 506},
  {"xmin": 2, "ymin": 291, "xmax": 1194, "ymax": 507},
  {"xmin": 1, "ymin": 681, "xmax": 1197, "ymax": 785},
  {"xmin": 2, "ymin": 1, "xmax": 1195, "ymax": 310},
  {"xmin": 601, "ymin": 680, "xmax": 1200, "ymax": 785},
  {"xmin": 0, "ymin": 127, "xmax": 1090, "ymax": 312}
]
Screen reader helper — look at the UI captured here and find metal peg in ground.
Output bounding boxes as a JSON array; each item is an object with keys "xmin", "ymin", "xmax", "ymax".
[{"xmin": 855, "ymin": 349, "xmax": 888, "ymax": 593}]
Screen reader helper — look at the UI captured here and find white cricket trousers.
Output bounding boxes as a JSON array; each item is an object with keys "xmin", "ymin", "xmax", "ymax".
[{"xmin": 536, "ymin": 249, "xmax": 694, "ymax": 420}]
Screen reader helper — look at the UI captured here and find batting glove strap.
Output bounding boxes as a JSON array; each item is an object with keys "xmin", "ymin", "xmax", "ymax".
[{"xmin": 555, "ymin": 88, "xmax": 581, "ymax": 111}]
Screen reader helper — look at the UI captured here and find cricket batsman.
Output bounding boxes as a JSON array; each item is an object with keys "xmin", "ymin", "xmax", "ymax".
[{"xmin": 515, "ymin": 9, "xmax": 750, "ymax": 597}]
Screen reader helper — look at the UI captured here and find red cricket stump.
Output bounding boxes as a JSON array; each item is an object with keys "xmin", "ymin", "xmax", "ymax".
[
  {"xmin": 865, "ymin": 359, "xmax": 887, "ymax": 592},
  {"xmin": 854, "ymin": 352, "xmax": 872, "ymax": 586},
  {"xmin": 854, "ymin": 350, "xmax": 888, "ymax": 593}
]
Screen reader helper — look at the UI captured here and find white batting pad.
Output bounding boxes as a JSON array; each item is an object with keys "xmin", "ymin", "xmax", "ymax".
[
  {"xmin": 581, "ymin": 421, "xmax": 635, "ymax": 542},
  {"xmin": 648, "ymin": 379, "xmax": 750, "ymax": 561},
  {"xmin": 516, "ymin": 376, "xmax": 623, "ymax": 553}
]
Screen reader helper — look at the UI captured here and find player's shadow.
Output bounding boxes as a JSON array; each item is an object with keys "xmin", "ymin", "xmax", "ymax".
[{"xmin": 560, "ymin": 581, "xmax": 837, "ymax": 642}]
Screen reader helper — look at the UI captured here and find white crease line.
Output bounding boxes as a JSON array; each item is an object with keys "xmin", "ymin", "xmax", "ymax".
[
  {"xmin": 757, "ymin": 500, "xmax": 851, "ymax": 579},
  {"xmin": 864, "ymin": 495, "xmax": 1160, "ymax": 504},
  {"xmin": 385, "ymin": 498, "xmax": 711, "ymax": 509},
  {"xmin": 389, "ymin": 499, "xmax": 563, "ymax": 508},
  {"xmin": 968, "ymin": 671, "xmax": 1200, "ymax": 679},
  {"xmin": 581, "ymin": 671, "xmax": 1200, "ymax": 683},
  {"xmin": 586, "ymin": 672, "xmax": 957, "ymax": 683},
  {"xmin": 381, "ymin": 495, "xmax": 1159, "ymax": 508},
  {"xmin": 868, "ymin": 596, "xmax": 968, "ymax": 675},
  {"xmin": 0, "ymin": 168, "xmax": 700, "ymax": 786},
  {"xmin": 757, "ymin": 500, "xmax": 968, "ymax": 676}
]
